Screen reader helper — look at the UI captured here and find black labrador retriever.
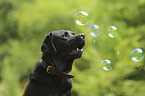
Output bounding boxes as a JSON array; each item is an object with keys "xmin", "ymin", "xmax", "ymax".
[{"xmin": 23, "ymin": 30, "xmax": 85, "ymax": 96}]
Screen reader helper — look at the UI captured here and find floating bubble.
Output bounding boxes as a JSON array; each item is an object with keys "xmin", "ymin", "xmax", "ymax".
[
  {"xmin": 107, "ymin": 26, "xmax": 118, "ymax": 38},
  {"xmin": 102, "ymin": 59, "xmax": 112, "ymax": 71},
  {"xmin": 130, "ymin": 48, "xmax": 144, "ymax": 62},
  {"xmin": 117, "ymin": 51, "xmax": 120, "ymax": 55},
  {"xmin": 74, "ymin": 11, "xmax": 89, "ymax": 25},
  {"xmin": 89, "ymin": 24, "xmax": 101, "ymax": 37}
]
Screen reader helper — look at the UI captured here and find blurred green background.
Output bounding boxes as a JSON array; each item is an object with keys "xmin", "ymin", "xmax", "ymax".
[{"xmin": 0, "ymin": 0, "xmax": 145, "ymax": 96}]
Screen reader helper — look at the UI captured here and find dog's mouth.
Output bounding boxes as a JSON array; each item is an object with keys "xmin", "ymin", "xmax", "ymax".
[
  {"xmin": 69, "ymin": 41, "xmax": 85, "ymax": 58},
  {"xmin": 72, "ymin": 48, "xmax": 83, "ymax": 55}
]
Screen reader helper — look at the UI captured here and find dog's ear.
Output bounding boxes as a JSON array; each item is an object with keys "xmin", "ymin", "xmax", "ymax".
[{"xmin": 41, "ymin": 32, "xmax": 57, "ymax": 55}]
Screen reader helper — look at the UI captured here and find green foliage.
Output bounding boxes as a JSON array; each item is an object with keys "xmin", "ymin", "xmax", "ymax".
[{"xmin": 0, "ymin": 0, "xmax": 145, "ymax": 96}]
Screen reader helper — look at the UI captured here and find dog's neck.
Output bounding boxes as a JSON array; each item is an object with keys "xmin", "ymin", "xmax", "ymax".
[
  {"xmin": 42, "ymin": 52, "xmax": 74, "ymax": 73},
  {"xmin": 53, "ymin": 56, "xmax": 74, "ymax": 73},
  {"xmin": 40, "ymin": 59, "xmax": 74, "ymax": 78}
]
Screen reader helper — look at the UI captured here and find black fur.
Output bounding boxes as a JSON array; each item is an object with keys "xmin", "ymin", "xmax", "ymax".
[{"xmin": 23, "ymin": 30, "xmax": 85, "ymax": 96}]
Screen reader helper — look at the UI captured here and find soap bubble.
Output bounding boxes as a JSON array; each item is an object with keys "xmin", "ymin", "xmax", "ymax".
[
  {"xmin": 107, "ymin": 26, "xmax": 118, "ymax": 38},
  {"xmin": 89, "ymin": 24, "xmax": 100, "ymax": 37},
  {"xmin": 74, "ymin": 11, "xmax": 89, "ymax": 25},
  {"xmin": 117, "ymin": 51, "xmax": 120, "ymax": 55},
  {"xmin": 130, "ymin": 48, "xmax": 144, "ymax": 62},
  {"xmin": 102, "ymin": 59, "xmax": 112, "ymax": 71}
]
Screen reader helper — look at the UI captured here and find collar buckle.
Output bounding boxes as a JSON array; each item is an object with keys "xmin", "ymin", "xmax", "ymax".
[{"xmin": 46, "ymin": 66, "xmax": 55, "ymax": 73}]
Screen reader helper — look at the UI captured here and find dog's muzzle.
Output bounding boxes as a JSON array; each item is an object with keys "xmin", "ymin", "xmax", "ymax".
[{"xmin": 69, "ymin": 33, "xmax": 85, "ymax": 59}]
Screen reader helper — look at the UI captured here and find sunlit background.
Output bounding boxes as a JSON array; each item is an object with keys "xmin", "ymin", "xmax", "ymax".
[{"xmin": 0, "ymin": 0, "xmax": 145, "ymax": 96}]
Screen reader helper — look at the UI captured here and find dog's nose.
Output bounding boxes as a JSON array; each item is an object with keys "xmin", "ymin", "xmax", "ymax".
[{"xmin": 80, "ymin": 33, "xmax": 85, "ymax": 39}]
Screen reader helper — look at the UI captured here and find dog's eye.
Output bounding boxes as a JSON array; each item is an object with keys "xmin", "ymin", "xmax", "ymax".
[{"xmin": 63, "ymin": 32, "xmax": 69, "ymax": 37}]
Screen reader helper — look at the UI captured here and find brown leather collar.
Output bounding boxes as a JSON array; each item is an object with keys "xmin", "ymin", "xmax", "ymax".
[{"xmin": 40, "ymin": 60, "xmax": 74, "ymax": 78}]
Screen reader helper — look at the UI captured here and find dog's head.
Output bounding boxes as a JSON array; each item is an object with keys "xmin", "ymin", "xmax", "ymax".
[{"xmin": 41, "ymin": 30, "xmax": 85, "ymax": 59}]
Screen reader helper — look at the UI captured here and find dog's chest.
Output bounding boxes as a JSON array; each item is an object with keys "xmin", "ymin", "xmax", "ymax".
[
  {"xmin": 44, "ymin": 78, "xmax": 72, "ymax": 95},
  {"xmin": 30, "ymin": 62, "xmax": 72, "ymax": 95}
]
